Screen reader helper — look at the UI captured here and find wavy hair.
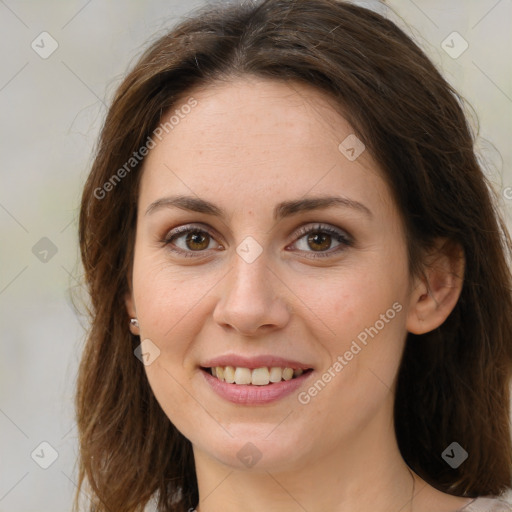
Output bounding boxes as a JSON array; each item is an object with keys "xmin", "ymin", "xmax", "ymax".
[{"xmin": 76, "ymin": 1, "xmax": 512, "ymax": 510}]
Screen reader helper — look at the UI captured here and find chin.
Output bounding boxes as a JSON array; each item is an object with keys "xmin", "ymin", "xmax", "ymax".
[{"xmin": 194, "ymin": 427, "xmax": 310, "ymax": 472}]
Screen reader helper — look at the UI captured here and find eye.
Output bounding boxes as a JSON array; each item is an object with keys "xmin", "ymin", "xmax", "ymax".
[
  {"xmin": 162, "ymin": 224, "xmax": 222, "ymax": 257},
  {"xmin": 287, "ymin": 223, "xmax": 353, "ymax": 258},
  {"xmin": 162, "ymin": 223, "xmax": 353, "ymax": 259}
]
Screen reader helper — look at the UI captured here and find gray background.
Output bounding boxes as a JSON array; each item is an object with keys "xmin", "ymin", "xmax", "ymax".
[{"xmin": 0, "ymin": 0, "xmax": 511, "ymax": 510}]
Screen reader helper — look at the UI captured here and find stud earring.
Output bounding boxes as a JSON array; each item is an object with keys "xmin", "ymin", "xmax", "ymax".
[{"xmin": 130, "ymin": 318, "xmax": 139, "ymax": 328}]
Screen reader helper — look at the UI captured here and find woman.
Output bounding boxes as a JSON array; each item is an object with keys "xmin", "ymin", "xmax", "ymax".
[{"xmin": 75, "ymin": 1, "xmax": 512, "ymax": 511}]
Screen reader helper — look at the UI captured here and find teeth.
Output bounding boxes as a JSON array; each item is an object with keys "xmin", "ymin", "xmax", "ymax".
[
  {"xmin": 251, "ymin": 367, "xmax": 270, "ymax": 386},
  {"xmin": 224, "ymin": 366, "xmax": 235, "ymax": 383},
  {"xmin": 269, "ymin": 367, "xmax": 282, "ymax": 383},
  {"xmin": 209, "ymin": 365, "xmax": 306, "ymax": 385},
  {"xmin": 282, "ymin": 368, "xmax": 294, "ymax": 381},
  {"xmin": 234, "ymin": 367, "xmax": 252, "ymax": 385}
]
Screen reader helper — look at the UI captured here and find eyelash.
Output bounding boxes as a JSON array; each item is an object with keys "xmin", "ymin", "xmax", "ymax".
[{"xmin": 161, "ymin": 223, "xmax": 353, "ymax": 259}]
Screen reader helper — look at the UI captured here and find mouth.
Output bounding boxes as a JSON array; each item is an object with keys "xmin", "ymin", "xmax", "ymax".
[{"xmin": 201, "ymin": 366, "xmax": 313, "ymax": 386}]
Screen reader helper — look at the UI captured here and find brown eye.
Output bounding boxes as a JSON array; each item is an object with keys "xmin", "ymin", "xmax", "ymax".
[
  {"xmin": 307, "ymin": 232, "xmax": 332, "ymax": 251},
  {"xmin": 163, "ymin": 225, "xmax": 222, "ymax": 257},
  {"xmin": 185, "ymin": 231, "xmax": 210, "ymax": 251},
  {"xmin": 289, "ymin": 224, "xmax": 353, "ymax": 258}
]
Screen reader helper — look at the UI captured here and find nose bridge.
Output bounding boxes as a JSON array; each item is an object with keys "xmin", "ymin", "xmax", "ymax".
[
  {"xmin": 231, "ymin": 249, "xmax": 271, "ymax": 297},
  {"xmin": 226, "ymin": 230, "xmax": 273, "ymax": 298},
  {"xmin": 213, "ymin": 245, "xmax": 291, "ymax": 335}
]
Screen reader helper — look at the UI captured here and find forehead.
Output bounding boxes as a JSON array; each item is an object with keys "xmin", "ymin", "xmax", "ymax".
[
  {"xmin": 161, "ymin": 77, "xmax": 355, "ymax": 159},
  {"xmin": 138, "ymin": 77, "xmax": 394, "ymax": 218}
]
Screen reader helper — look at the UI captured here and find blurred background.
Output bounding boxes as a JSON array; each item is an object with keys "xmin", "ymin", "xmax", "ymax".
[{"xmin": 0, "ymin": 0, "xmax": 511, "ymax": 510}]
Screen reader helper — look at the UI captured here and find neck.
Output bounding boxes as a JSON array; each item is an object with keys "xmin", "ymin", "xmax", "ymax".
[{"xmin": 192, "ymin": 399, "xmax": 416, "ymax": 512}]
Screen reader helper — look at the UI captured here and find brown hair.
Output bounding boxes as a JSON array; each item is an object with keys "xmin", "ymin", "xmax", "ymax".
[{"xmin": 76, "ymin": 0, "xmax": 512, "ymax": 510}]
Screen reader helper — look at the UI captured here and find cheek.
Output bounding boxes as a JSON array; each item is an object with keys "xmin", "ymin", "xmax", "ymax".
[
  {"xmin": 300, "ymin": 298, "xmax": 406, "ymax": 444},
  {"xmin": 132, "ymin": 247, "xmax": 218, "ymax": 340},
  {"xmin": 321, "ymin": 258, "xmax": 407, "ymax": 338},
  {"xmin": 315, "ymin": 257, "xmax": 409, "ymax": 398},
  {"xmin": 132, "ymin": 263, "xmax": 214, "ymax": 436}
]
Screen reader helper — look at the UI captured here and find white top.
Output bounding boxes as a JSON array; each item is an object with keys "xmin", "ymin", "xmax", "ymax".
[{"xmin": 457, "ymin": 497, "xmax": 512, "ymax": 511}]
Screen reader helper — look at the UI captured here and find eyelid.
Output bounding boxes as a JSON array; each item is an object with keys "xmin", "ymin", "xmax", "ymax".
[
  {"xmin": 289, "ymin": 223, "xmax": 352, "ymax": 243},
  {"xmin": 163, "ymin": 222, "xmax": 222, "ymax": 242}
]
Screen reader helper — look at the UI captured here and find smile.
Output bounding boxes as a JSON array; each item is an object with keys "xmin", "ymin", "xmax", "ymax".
[
  {"xmin": 200, "ymin": 365, "xmax": 314, "ymax": 405},
  {"xmin": 204, "ymin": 366, "xmax": 312, "ymax": 385}
]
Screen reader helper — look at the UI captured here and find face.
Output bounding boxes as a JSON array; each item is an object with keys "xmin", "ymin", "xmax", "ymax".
[{"xmin": 126, "ymin": 77, "xmax": 415, "ymax": 473}]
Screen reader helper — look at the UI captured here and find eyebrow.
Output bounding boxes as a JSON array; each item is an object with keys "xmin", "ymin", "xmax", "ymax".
[{"xmin": 145, "ymin": 194, "xmax": 372, "ymax": 220}]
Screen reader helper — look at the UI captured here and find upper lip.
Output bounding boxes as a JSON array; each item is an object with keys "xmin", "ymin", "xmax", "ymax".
[{"xmin": 201, "ymin": 354, "xmax": 313, "ymax": 370}]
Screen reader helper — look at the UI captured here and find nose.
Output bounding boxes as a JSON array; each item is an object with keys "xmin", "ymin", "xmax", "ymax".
[{"xmin": 212, "ymin": 252, "xmax": 292, "ymax": 336}]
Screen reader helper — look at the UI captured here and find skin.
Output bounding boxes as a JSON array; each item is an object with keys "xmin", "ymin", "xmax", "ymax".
[{"xmin": 126, "ymin": 76, "xmax": 468, "ymax": 512}]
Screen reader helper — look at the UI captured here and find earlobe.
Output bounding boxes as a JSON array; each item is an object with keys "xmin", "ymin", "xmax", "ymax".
[
  {"xmin": 125, "ymin": 291, "xmax": 140, "ymax": 335},
  {"xmin": 406, "ymin": 239, "xmax": 464, "ymax": 335}
]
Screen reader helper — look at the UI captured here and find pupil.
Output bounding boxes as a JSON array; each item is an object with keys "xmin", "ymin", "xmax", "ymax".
[
  {"xmin": 308, "ymin": 232, "xmax": 330, "ymax": 251},
  {"xmin": 187, "ymin": 231, "xmax": 208, "ymax": 250}
]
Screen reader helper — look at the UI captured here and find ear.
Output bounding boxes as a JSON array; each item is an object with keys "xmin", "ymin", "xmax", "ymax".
[
  {"xmin": 125, "ymin": 283, "xmax": 140, "ymax": 336},
  {"xmin": 406, "ymin": 238, "xmax": 464, "ymax": 335}
]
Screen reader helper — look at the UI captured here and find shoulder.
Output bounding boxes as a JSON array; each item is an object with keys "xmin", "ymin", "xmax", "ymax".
[{"xmin": 459, "ymin": 497, "xmax": 512, "ymax": 512}]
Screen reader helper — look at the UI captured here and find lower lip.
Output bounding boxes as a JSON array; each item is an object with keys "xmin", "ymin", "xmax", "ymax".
[{"xmin": 201, "ymin": 369, "xmax": 313, "ymax": 405}]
